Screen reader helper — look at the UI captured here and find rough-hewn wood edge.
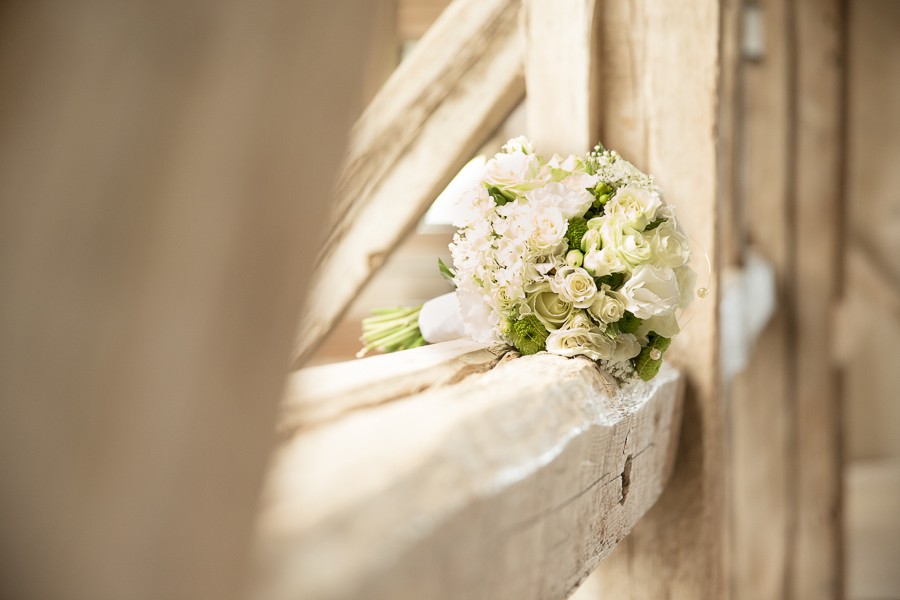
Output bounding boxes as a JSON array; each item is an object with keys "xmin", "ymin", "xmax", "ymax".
[
  {"xmin": 292, "ymin": 0, "xmax": 525, "ymax": 366},
  {"xmin": 254, "ymin": 355, "xmax": 684, "ymax": 600},
  {"xmin": 279, "ymin": 340, "xmax": 512, "ymax": 432}
]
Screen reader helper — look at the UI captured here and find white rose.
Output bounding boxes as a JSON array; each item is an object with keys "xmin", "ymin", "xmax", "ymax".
[
  {"xmin": 583, "ymin": 247, "xmax": 627, "ymax": 278},
  {"xmin": 606, "ymin": 185, "xmax": 662, "ymax": 229},
  {"xmin": 525, "ymin": 182, "xmax": 594, "ymax": 220},
  {"xmin": 528, "ymin": 205, "xmax": 568, "ymax": 252},
  {"xmin": 546, "ymin": 324, "xmax": 615, "ymax": 361},
  {"xmin": 588, "ymin": 290, "xmax": 626, "ymax": 324},
  {"xmin": 619, "ymin": 264, "xmax": 681, "ymax": 319},
  {"xmin": 526, "ymin": 285, "xmax": 574, "ymax": 330},
  {"xmin": 600, "ymin": 219, "xmax": 652, "ymax": 268},
  {"xmin": 551, "ymin": 266, "xmax": 597, "ymax": 308},
  {"xmin": 648, "ymin": 220, "xmax": 690, "ymax": 268},
  {"xmin": 501, "ymin": 136, "xmax": 535, "ymax": 154},
  {"xmin": 485, "ymin": 152, "xmax": 541, "ymax": 189}
]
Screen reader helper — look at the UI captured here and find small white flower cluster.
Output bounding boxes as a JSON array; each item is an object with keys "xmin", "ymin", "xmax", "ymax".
[{"xmin": 448, "ymin": 137, "xmax": 696, "ymax": 381}]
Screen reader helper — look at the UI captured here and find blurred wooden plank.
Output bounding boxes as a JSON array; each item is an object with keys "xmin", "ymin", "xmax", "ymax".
[
  {"xmin": 590, "ymin": 1, "xmax": 724, "ymax": 597},
  {"xmin": 719, "ymin": 0, "xmax": 746, "ymax": 267},
  {"xmin": 843, "ymin": 0, "xmax": 900, "ymax": 462},
  {"xmin": 0, "ymin": 2, "xmax": 375, "ymax": 600},
  {"xmin": 846, "ymin": 460, "xmax": 900, "ymax": 600},
  {"xmin": 729, "ymin": 1, "xmax": 796, "ymax": 597},
  {"xmin": 523, "ymin": 0, "xmax": 600, "ymax": 154},
  {"xmin": 293, "ymin": 0, "xmax": 525, "ymax": 366},
  {"xmin": 254, "ymin": 355, "xmax": 684, "ymax": 600},
  {"xmin": 398, "ymin": 0, "xmax": 453, "ymax": 39},
  {"xmin": 791, "ymin": 0, "xmax": 847, "ymax": 596}
]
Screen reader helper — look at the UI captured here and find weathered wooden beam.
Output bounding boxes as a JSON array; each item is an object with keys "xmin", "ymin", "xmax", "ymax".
[
  {"xmin": 253, "ymin": 347, "xmax": 684, "ymax": 600},
  {"xmin": 790, "ymin": 0, "xmax": 846, "ymax": 595},
  {"xmin": 590, "ymin": 0, "xmax": 724, "ymax": 597},
  {"xmin": 523, "ymin": 0, "xmax": 600, "ymax": 154},
  {"xmin": 729, "ymin": 1, "xmax": 796, "ymax": 597},
  {"xmin": 279, "ymin": 339, "xmax": 510, "ymax": 432},
  {"xmin": 293, "ymin": 0, "xmax": 525, "ymax": 366}
]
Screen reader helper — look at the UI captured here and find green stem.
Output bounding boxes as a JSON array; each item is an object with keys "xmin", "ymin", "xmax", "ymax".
[{"xmin": 357, "ymin": 304, "xmax": 425, "ymax": 357}]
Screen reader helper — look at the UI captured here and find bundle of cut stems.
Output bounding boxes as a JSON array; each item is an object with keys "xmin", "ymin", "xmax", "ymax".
[{"xmin": 356, "ymin": 305, "xmax": 425, "ymax": 358}]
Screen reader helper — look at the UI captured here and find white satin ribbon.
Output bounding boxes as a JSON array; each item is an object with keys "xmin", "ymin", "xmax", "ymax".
[{"xmin": 418, "ymin": 292, "xmax": 466, "ymax": 343}]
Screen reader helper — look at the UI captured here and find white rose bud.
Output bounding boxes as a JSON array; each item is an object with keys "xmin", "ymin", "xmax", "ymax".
[
  {"xmin": 551, "ymin": 266, "xmax": 597, "ymax": 308},
  {"xmin": 588, "ymin": 291, "xmax": 626, "ymax": 324},
  {"xmin": 566, "ymin": 249, "xmax": 584, "ymax": 267},
  {"xmin": 546, "ymin": 325, "xmax": 615, "ymax": 361},
  {"xmin": 529, "ymin": 205, "xmax": 568, "ymax": 252},
  {"xmin": 580, "ymin": 227, "xmax": 602, "ymax": 253}
]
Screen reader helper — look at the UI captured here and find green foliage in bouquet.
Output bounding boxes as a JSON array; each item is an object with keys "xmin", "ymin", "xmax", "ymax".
[{"xmin": 510, "ymin": 314, "xmax": 549, "ymax": 355}]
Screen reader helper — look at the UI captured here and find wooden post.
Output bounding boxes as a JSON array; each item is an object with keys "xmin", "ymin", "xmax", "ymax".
[
  {"xmin": 729, "ymin": 0, "xmax": 796, "ymax": 598},
  {"xmin": 523, "ymin": 0, "xmax": 600, "ymax": 155},
  {"xmin": 0, "ymin": 2, "xmax": 374, "ymax": 599},
  {"xmin": 589, "ymin": 1, "xmax": 725, "ymax": 597},
  {"xmin": 790, "ymin": 0, "xmax": 846, "ymax": 596}
]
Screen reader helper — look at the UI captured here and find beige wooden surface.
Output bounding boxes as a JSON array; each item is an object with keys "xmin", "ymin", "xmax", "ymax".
[
  {"xmin": 280, "ymin": 340, "xmax": 508, "ymax": 431},
  {"xmin": 293, "ymin": 0, "xmax": 525, "ymax": 366},
  {"xmin": 846, "ymin": 460, "xmax": 900, "ymax": 600},
  {"xmin": 792, "ymin": 0, "xmax": 846, "ymax": 596},
  {"xmin": 0, "ymin": 2, "xmax": 374, "ymax": 599},
  {"xmin": 254, "ymin": 348, "xmax": 684, "ymax": 600},
  {"xmin": 727, "ymin": 0, "xmax": 795, "ymax": 597},
  {"xmin": 588, "ymin": 1, "xmax": 724, "ymax": 597},
  {"xmin": 523, "ymin": 0, "xmax": 600, "ymax": 155},
  {"xmin": 843, "ymin": 0, "xmax": 900, "ymax": 461}
]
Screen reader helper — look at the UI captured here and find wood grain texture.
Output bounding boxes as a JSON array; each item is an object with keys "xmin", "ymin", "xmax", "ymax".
[
  {"xmin": 253, "ymin": 351, "xmax": 684, "ymax": 600},
  {"xmin": 293, "ymin": 0, "xmax": 525, "ymax": 366},
  {"xmin": 791, "ymin": 0, "xmax": 846, "ymax": 596},
  {"xmin": 0, "ymin": 2, "xmax": 374, "ymax": 599},
  {"xmin": 279, "ymin": 340, "xmax": 510, "ymax": 431},
  {"xmin": 589, "ymin": 0, "xmax": 724, "ymax": 597},
  {"xmin": 523, "ymin": 0, "xmax": 600, "ymax": 155},
  {"xmin": 843, "ymin": 0, "xmax": 900, "ymax": 461},
  {"xmin": 728, "ymin": 0, "xmax": 795, "ymax": 597}
]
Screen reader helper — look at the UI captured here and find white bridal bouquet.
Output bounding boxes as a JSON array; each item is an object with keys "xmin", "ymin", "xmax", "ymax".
[{"xmin": 359, "ymin": 137, "xmax": 696, "ymax": 381}]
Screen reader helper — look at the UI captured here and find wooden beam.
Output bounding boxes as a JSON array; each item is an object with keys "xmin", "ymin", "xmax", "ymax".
[
  {"xmin": 790, "ymin": 0, "xmax": 846, "ymax": 595},
  {"xmin": 523, "ymin": 0, "xmax": 600, "ymax": 154},
  {"xmin": 729, "ymin": 1, "xmax": 796, "ymax": 598},
  {"xmin": 0, "ymin": 2, "xmax": 375, "ymax": 599},
  {"xmin": 253, "ymin": 348, "xmax": 684, "ymax": 600},
  {"xmin": 279, "ymin": 340, "xmax": 510, "ymax": 431},
  {"xmin": 590, "ymin": 0, "xmax": 724, "ymax": 597},
  {"xmin": 293, "ymin": 0, "xmax": 525, "ymax": 366}
]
